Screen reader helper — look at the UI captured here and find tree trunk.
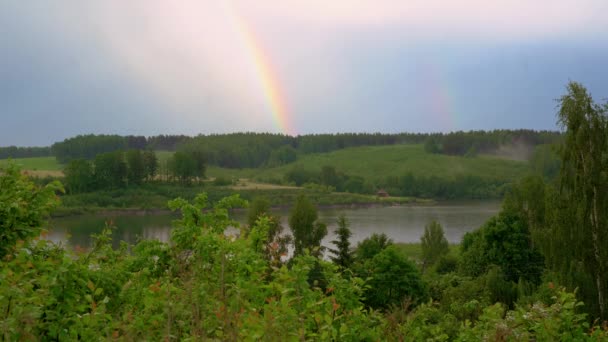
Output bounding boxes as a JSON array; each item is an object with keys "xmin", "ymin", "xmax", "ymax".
[{"xmin": 592, "ymin": 186, "xmax": 605, "ymax": 319}]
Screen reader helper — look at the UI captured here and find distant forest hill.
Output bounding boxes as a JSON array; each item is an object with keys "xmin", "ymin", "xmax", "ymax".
[{"xmin": 0, "ymin": 130, "xmax": 562, "ymax": 168}]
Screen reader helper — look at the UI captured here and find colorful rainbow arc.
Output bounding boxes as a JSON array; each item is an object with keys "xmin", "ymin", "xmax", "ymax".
[{"xmin": 226, "ymin": 3, "xmax": 296, "ymax": 136}]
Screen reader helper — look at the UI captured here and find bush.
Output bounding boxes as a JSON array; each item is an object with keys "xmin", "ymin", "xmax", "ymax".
[
  {"xmin": 212, "ymin": 176, "xmax": 233, "ymax": 186},
  {"xmin": 360, "ymin": 246, "xmax": 428, "ymax": 309}
]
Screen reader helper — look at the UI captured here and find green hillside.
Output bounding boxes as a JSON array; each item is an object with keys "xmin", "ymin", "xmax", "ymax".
[
  {"xmin": 207, "ymin": 144, "xmax": 529, "ymax": 183},
  {"xmin": 1, "ymin": 145, "xmax": 529, "ymax": 185}
]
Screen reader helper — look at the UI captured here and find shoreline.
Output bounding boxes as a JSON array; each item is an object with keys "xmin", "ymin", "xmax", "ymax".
[{"xmin": 51, "ymin": 198, "xmax": 439, "ymax": 218}]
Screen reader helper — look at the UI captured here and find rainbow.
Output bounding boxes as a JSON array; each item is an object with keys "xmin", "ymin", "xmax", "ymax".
[
  {"xmin": 422, "ymin": 61, "xmax": 457, "ymax": 132},
  {"xmin": 225, "ymin": 3, "xmax": 296, "ymax": 136}
]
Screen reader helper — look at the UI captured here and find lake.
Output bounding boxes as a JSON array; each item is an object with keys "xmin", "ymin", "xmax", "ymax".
[{"xmin": 47, "ymin": 201, "xmax": 500, "ymax": 249}]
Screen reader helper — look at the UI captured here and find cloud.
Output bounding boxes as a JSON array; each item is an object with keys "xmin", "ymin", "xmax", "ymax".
[
  {"xmin": 1, "ymin": 1, "xmax": 607, "ymax": 145},
  {"xmin": 238, "ymin": 0, "xmax": 607, "ymax": 39}
]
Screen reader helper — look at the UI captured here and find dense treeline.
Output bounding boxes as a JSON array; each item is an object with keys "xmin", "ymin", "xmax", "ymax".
[
  {"xmin": 283, "ymin": 165, "xmax": 509, "ymax": 199},
  {"xmin": 381, "ymin": 173, "xmax": 509, "ymax": 199},
  {"xmin": 50, "ymin": 134, "xmax": 189, "ymax": 163},
  {"xmin": 179, "ymin": 133, "xmax": 294, "ymax": 168},
  {"xmin": 52, "ymin": 135, "xmax": 129, "ymax": 163},
  {"xmin": 36, "ymin": 130, "xmax": 562, "ymax": 170},
  {"xmin": 0, "ymin": 145, "xmax": 51, "ymax": 159},
  {"xmin": 64, "ymin": 148, "xmax": 210, "ymax": 193},
  {"xmin": 425, "ymin": 129, "xmax": 562, "ymax": 157},
  {"xmin": 64, "ymin": 150, "xmax": 158, "ymax": 193}
]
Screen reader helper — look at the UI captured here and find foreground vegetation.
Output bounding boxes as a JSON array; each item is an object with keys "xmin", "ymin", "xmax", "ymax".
[{"xmin": 2, "ymin": 161, "xmax": 608, "ymax": 340}]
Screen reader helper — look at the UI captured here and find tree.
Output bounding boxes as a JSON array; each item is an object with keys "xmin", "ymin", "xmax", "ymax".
[
  {"xmin": 247, "ymin": 196, "xmax": 271, "ymax": 228},
  {"xmin": 459, "ymin": 212, "xmax": 544, "ymax": 285},
  {"xmin": 126, "ymin": 149, "xmax": 146, "ymax": 185},
  {"xmin": 361, "ymin": 246, "xmax": 428, "ymax": 309},
  {"xmin": 247, "ymin": 197, "xmax": 292, "ymax": 267},
  {"xmin": 424, "ymin": 135, "xmax": 442, "ymax": 154},
  {"xmin": 288, "ymin": 195, "xmax": 327, "ymax": 257},
  {"xmin": 544, "ymin": 82, "xmax": 608, "ymax": 318},
  {"xmin": 329, "ymin": 214, "xmax": 354, "ymax": 269},
  {"xmin": 94, "ymin": 151, "xmax": 127, "ymax": 188},
  {"xmin": 142, "ymin": 150, "xmax": 158, "ymax": 181},
  {"xmin": 267, "ymin": 145, "xmax": 297, "ymax": 166},
  {"xmin": 320, "ymin": 165, "xmax": 339, "ymax": 188},
  {"xmin": 63, "ymin": 159, "xmax": 94, "ymax": 193},
  {"xmin": 170, "ymin": 151, "xmax": 197, "ymax": 184},
  {"xmin": 420, "ymin": 220, "xmax": 449, "ymax": 270},
  {"xmin": 354, "ymin": 233, "xmax": 393, "ymax": 262},
  {"xmin": 0, "ymin": 163, "xmax": 62, "ymax": 259}
]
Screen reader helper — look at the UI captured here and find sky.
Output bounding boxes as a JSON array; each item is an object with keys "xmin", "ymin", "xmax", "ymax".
[{"xmin": 1, "ymin": 1, "xmax": 608, "ymax": 146}]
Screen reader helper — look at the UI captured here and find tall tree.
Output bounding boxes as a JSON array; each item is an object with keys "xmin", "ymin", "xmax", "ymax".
[
  {"xmin": 546, "ymin": 82, "xmax": 608, "ymax": 318},
  {"xmin": 248, "ymin": 197, "xmax": 291, "ymax": 268},
  {"xmin": 420, "ymin": 220, "xmax": 449, "ymax": 270},
  {"xmin": 354, "ymin": 233, "xmax": 393, "ymax": 262},
  {"xmin": 126, "ymin": 149, "xmax": 146, "ymax": 185},
  {"xmin": 329, "ymin": 214, "xmax": 354, "ymax": 269},
  {"xmin": 63, "ymin": 159, "xmax": 94, "ymax": 193},
  {"xmin": 142, "ymin": 150, "xmax": 158, "ymax": 181},
  {"xmin": 288, "ymin": 195, "xmax": 327, "ymax": 257},
  {"xmin": 94, "ymin": 151, "xmax": 127, "ymax": 188}
]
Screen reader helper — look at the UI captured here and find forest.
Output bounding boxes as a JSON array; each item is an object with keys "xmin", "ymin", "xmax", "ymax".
[{"xmin": 1, "ymin": 82, "xmax": 607, "ymax": 340}]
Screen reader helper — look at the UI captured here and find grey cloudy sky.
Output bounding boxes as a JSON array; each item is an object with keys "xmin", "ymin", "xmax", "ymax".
[{"xmin": 1, "ymin": 1, "xmax": 607, "ymax": 146}]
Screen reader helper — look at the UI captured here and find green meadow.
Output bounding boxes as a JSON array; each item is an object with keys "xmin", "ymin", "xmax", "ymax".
[
  {"xmin": 1, "ymin": 145, "xmax": 529, "ymax": 184},
  {"xmin": 0, "ymin": 156, "xmax": 62, "ymax": 171},
  {"xmin": 207, "ymin": 144, "xmax": 529, "ymax": 183}
]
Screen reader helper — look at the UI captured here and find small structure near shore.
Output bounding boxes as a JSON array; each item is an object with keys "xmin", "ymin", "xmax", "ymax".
[{"xmin": 376, "ymin": 189, "xmax": 389, "ymax": 198}]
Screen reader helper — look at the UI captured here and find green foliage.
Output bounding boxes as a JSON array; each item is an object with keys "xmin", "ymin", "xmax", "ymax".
[
  {"xmin": 248, "ymin": 197, "xmax": 292, "ymax": 268},
  {"xmin": 329, "ymin": 214, "xmax": 354, "ymax": 269},
  {"xmin": 94, "ymin": 151, "xmax": 127, "ymax": 188},
  {"xmin": 355, "ymin": 233, "xmax": 393, "ymax": 261},
  {"xmin": 247, "ymin": 196, "xmax": 271, "ymax": 228},
  {"xmin": 125, "ymin": 149, "xmax": 146, "ymax": 185},
  {"xmin": 168, "ymin": 149, "xmax": 206, "ymax": 184},
  {"xmin": 360, "ymin": 246, "xmax": 428, "ymax": 310},
  {"xmin": 52, "ymin": 134, "xmax": 128, "ymax": 163},
  {"xmin": 0, "ymin": 156, "xmax": 61, "ymax": 171},
  {"xmin": 550, "ymin": 81, "xmax": 608, "ymax": 319},
  {"xmin": 288, "ymin": 195, "xmax": 327, "ymax": 257},
  {"xmin": 460, "ymin": 211, "xmax": 544, "ymax": 285},
  {"xmin": 0, "ymin": 162, "xmax": 63, "ymax": 259},
  {"xmin": 433, "ymin": 254, "xmax": 459, "ymax": 274},
  {"xmin": 285, "ymin": 166, "xmax": 318, "ymax": 186},
  {"xmin": 267, "ymin": 144, "xmax": 297, "ymax": 166},
  {"xmin": 455, "ymin": 287, "xmax": 608, "ymax": 340},
  {"xmin": 530, "ymin": 143, "xmax": 561, "ymax": 181},
  {"xmin": 212, "ymin": 175, "xmax": 233, "ymax": 186},
  {"xmin": 64, "ymin": 159, "xmax": 94, "ymax": 193},
  {"xmin": 142, "ymin": 150, "xmax": 158, "ymax": 180},
  {"xmin": 3, "ymin": 178, "xmax": 608, "ymax": 339},
  {"xmin": 424, "ymin": 135, "xmax": 442, "ymax": 154},
  {"xmin": 0, "ymin": 146, "xmax": 51, "ymax": 159},
  {"xmin": 421, "ymin": 220, "xmax": 449, "ymax": 270}
]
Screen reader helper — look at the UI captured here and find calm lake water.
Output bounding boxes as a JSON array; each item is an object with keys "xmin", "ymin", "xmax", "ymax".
[{"xmin": 47, "ymin": 201, "xmax": 500, "ymax": 249}]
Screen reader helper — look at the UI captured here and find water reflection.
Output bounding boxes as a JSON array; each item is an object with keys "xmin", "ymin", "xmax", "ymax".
[{"xmin": 48, "ymin": 201, "xmax": 500, "ymax": 249}]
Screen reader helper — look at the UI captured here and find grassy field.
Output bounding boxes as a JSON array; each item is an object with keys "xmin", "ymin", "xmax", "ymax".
[
  {"xmin": 0, "ymin": 156, "xmax": 63, "ymax": 171},
  {"xmin": 207, "ymin": 144, "xmax": 530, "ymax": 183},
  {"xmin": 2, "ymin": 145, "xmax": 528, "ymax": 184}
]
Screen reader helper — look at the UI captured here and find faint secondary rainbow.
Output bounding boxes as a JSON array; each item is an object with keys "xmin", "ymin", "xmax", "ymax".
[
  {"xmin": 422, "ymin": 60, "xmax": 458, "ymax": 132},
  {"xmin": 225, "ymin": 3, "xmax": 296, "ymax": 136}
]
